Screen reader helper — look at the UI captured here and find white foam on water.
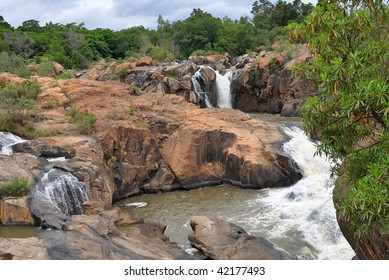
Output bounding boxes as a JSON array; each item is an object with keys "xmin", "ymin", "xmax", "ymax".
[
  {"xmin": 254, "ymin": 126, "xmax": 355, "ymax": 259},
  {"xmin": 124, "ymin": 202, "xmax": 148, "ymax": 208}
]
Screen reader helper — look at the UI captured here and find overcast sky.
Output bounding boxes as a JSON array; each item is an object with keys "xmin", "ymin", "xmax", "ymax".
[{"xmin": 0, "ymin": 0, "xmax": 316, "ymax": 31}]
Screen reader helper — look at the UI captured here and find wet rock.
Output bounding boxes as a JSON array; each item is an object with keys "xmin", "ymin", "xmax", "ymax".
[
  {"xmin": 189, "ymin": 216, "xmax": 293, "ymax": 260},
  {"xmin": 11, "ymin": 140, "xmax": 76, "ymax": 159}
]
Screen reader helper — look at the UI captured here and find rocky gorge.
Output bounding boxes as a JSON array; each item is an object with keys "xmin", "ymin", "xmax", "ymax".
[{"xmin": 0, "ymin": 45, "xmax": 380, "ymax": 260}]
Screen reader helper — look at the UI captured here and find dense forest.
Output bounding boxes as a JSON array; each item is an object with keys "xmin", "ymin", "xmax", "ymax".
[{"xmin": 0, "ymin": 0, "xmax": 313, "ymax": 71}]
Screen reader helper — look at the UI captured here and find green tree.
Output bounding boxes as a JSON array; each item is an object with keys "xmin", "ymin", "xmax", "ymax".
[
  {"xmin": 171, "ymin": 9, "xmax": 222, "ymax": 58},
  {"xmin": 0, "ymin": 15, "xmax": 12, "ymax": 29},
  {"xmin": 4, "ymin": 31, "xmax": 35, "ymax": 58},
  {"xmin": 290, "ymin": 0, "xmax": 388, "ymax": 243},
  {"xmin": 18, "ymin": 19, "xmax": 41, "ymax": 32}
]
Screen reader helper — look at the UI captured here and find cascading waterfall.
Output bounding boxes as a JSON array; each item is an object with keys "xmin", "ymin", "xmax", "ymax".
[
  {"xmin": 191, "ymin": 69, "xmax": 213, "ymax": 108},
  {"xmin": 37, "ymin": 169, "xmax": 89, "ymax": 216},
  {"xmin": 215, "ymin": 70, "xmax": 233, "ymax": 108},
  {"xmin": 30, "ymin": 169, "xmax": 90, "ymax": 229},
  {"xmin": 0, "ymin": 132, "xmax": 26, "ymax": 155},
  {"xmin": 191, "ymin": 66, "xmax": 233, "ymax": 108}
]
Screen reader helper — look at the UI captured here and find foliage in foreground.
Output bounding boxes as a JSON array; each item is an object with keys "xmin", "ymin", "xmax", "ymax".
[{"xmin": 290, "ymin": 0, "xmax": 389, "ymax": 239}]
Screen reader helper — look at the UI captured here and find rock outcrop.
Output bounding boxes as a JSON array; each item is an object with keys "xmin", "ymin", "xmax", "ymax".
[
  {"xmin": 230, "ymin": 45, "xmax": 317, "ymax": 116},
  {"xmin": 0, "ymin": 206, "xmax": 194, "ymax": 260},
  {"xmin": 188, "ymin": 215, "xmax": 293, "ymax": 260}
]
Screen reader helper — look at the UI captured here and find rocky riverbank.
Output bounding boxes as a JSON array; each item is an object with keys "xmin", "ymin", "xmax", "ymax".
[{"xmin": 0, "ymin": 48, "xmax": 330, "ymax": 260}]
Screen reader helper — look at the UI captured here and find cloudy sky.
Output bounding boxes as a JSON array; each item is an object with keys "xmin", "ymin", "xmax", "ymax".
[
  {"xmin": 0, "ymin": 0, "xmax": 316, "ymax": 31},
  {"xmin": 0, "ymin": 0, "xmax": 255, "ymax": 30}
]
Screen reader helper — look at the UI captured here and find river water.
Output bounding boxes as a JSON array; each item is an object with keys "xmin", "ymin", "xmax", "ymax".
[{"xmin": 115, "ymin": 114, "xmax": 355, "ymax": 259}]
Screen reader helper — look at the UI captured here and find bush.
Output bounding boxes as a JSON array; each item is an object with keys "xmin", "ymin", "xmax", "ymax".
[
  {"xmin": 66, "ymin": 107, "xmax": 96, "ymax": 134},
  {"xmin": 0, "ymin": 177, "xmax": 30, "ymax": 198},
  {"xmin": 0, "ymin": 79, "xmax": 41, "ymax": 135}
]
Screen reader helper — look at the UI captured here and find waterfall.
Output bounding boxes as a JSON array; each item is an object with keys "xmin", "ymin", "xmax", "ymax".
[
  {"xmin": 0, "ymin": 132, "xmax": 26, "ymax": 155},
  {"xmin": 191, "ymin": 67, "xmax": 233, "ymax": 108},
  {"xmin": 37, "ymin": 169, "xmax": 89, "ymax": 216},
  {"xmin": 191, "ymin": 69, "xmax": 213, "ymax": 108},
  {"xmin": 215, "ymin": 70, "xmax": 233, "ymax": 108},
  {"xmin": 256, "ymin": 126, "xmax": 355, "ymax": 259},
  {"xmin": 30, "ymin": 168, "xmax": 90, "ymax": 229}
]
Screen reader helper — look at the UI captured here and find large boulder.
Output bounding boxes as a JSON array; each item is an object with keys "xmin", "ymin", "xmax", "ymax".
[
  {"xmin": 137, "ymin": 56, "xmax": 153, "ymax": 67},
  {"xmin": 188, "ymin": 216, "xmax": 293, "ymax": 260},
  {"xmin": 158, "ymin": 107, "xmax": 301, "ymax": 189}
]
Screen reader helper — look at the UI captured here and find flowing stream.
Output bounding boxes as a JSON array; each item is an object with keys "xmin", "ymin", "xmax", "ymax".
[
  {"xmin": 116, "ymin": 118, "xmax": 355, "ymax": 259},
  {"xmin": 192, "ymin": 67, "xmax": 233, "ymax": 108}
]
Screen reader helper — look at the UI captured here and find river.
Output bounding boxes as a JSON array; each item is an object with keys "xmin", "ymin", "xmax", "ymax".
[{"xmin": 115, "ymin": 114, "xmax": 355, "ymax": 259}]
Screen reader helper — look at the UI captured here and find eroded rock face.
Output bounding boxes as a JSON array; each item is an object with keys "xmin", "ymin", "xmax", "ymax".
[{"xmin": 188, "ymin": 215, "xmax": 293, "ymax": 260}]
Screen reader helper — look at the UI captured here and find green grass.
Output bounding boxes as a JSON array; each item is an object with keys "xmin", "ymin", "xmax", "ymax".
[{"xmin": 0, "ymin": 177, "xmax": 30, "ymax": 198}]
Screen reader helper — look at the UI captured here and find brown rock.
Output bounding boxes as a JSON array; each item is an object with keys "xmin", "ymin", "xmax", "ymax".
[
  {"xmin": 0, "ymin": 154, "xmax": 41, "ymax": 186},
  {"xmin": 53, "ymin": 62, "xmax": 65, "ymax": 75},
  {"xmin": 0, "ymin": 197, "xmax": 36, "ymax": 225},
  {"xmin": 38, "ymin": 87, "xmax": 68, "ymax": 107},
  {"xmin": 137, "ymin": 56, "xmax": 153, "ymax": 66},
  {"xmin": 114, "ymin": 61, "xmax": 135, "ymax": 74},
  {"xmin": 0, "ymin": 212, "xmax": 193, "ymax": 260}
]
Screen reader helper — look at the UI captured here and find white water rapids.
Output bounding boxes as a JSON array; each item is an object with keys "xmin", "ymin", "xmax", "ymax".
[{"xmin": 253, "ymin": 126, "xmax": 355, "ymax": 259}]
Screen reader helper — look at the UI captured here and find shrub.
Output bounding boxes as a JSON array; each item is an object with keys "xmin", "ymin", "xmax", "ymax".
[
  {"xmin": 127, "ymin": 107, "xmax": 138, "ymax": 115},
  {"xmin": 134, "ymin": 119, "xmax": 148, "ymax": 128},
  {"xmin": 66, "ymin": 107, "xmax": 96, "ymax": 134},
  {"xmin": 105, "ymin": 109, "xmax": 128, "ymax": 120},
  {"xmin": 0, "ymin": 177, "xmax": 30, "ymax": 198},
  {"xmin": 0, "ymin": 79, "xmax": 41, "ymax": 135}
]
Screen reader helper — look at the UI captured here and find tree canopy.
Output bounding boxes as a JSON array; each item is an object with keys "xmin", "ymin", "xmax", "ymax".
[{"xmin": 0, "ymin": 2, "xmax": 314, "ymax": 69}]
